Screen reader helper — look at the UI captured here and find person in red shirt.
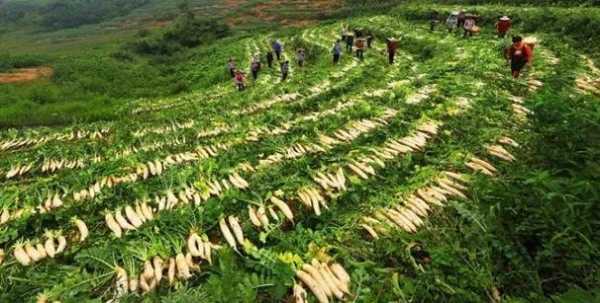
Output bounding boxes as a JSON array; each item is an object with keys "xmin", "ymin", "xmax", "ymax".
[
  {"xmin": 496, "ymin": 16, "xmax": 512, "ymax": 38},
  {"xmin": 507, "ymin": 36, "xmax": 533, "ymax": 78},
  {"xmin": 234, "ymin": 70, "xmax": 246, "ymax": 91}
]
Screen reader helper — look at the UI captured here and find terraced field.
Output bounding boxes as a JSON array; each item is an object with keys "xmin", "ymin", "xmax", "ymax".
[{"xmin": 1, "ymin": 6, "xmax": 599, "ymax": 303}]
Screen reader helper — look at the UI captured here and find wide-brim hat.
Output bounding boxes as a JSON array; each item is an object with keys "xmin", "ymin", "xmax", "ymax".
[
  {"xmin": 451, "ymin": 11, "xmax": 459, "ymax": 15},
  {"xmin": 500, "ymin": 16, "xmax": 510, "ymax": 21}
]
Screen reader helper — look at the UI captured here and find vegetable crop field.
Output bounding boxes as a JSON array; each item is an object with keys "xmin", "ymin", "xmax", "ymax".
[{"xmin": 0, "ymin": 2, "xmax": 599, "ymax": 302}]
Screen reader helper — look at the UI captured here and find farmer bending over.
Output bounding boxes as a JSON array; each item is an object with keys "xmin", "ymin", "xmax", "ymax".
[
  {"xmin": 234, "ymin": 70, "xmax": 246, "ymax": 91},
  {"xmin": 496, "ymin": 16, "xmax": 512, "ymax": 38}
]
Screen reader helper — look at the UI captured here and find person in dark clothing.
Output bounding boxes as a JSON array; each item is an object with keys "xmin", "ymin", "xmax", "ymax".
[
  {"xmin": 430, "ymin": 11, "xmax": 439, "ymax": 31},
  {"xmin": 346, "ymin": 34, "xmax": 354, "ymax": 52},
  {"xmin": 387, "ymin": 38, "xmax": 398, "ymax": 65},
  {"xmin": 296, "ymin": 49, "xmax": 305, "ymax": 67},
  {"xmin": 457, "ymin": 10, "xmax": 466, "ymax": 28},
  {"xmin": 227, "ymin": 58, "xmax": 236, "ymax": 78},
  {"xmin": 280, "ymin": 60, "xmax": 289, "ymax": 81},
  {"xmin": 506, "ymin": 35, "xmax": 533, "ymax": 78},
  {"xmin": 272, "ymin": 40, "xmax": 283, "ymax": 60},
  {"xmin": 332, "ymin": 40, "xmax": 342, "ymax": 64},
  {"xmin": 367, "ymin": 32, "xmax": 374, "ymax": 48},
  {"xmin": 266, "ymin": 51, "xmax": 274, "ymax": 68},
  {"xmin": 251, "ymin": 56, "xmax": 260, "ymax": 81}
]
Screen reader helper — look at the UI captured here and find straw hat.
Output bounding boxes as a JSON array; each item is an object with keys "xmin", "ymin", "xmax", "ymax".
[
  {"xmin": 500, "ymin": 16, "xmax": 510, "ymax": 21},
  {"xmin": 451, "ymin": 11, "xmax": 459, "ymax": 16}
]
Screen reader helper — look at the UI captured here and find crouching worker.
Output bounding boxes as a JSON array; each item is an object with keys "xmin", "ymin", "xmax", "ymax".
[{"xmin": 506, "ymin": 36, "xmax": 532, "ymax": 78}]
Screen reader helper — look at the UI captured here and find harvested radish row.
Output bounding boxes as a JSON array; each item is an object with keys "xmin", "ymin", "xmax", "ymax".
[
  {"xmin": 466, "ymin": 156, "xmax": 497, "ymax": 176},
  {"xmin": 11, "ymin": 231, "xmax": 67, "ymax": 266},
  {"xmin": 360, "ymin": 171, "xmax": 470, "ymax": 237},
  {"xmin": 296, "ymin": 259, "xmax": 352, "ymax": 303}
]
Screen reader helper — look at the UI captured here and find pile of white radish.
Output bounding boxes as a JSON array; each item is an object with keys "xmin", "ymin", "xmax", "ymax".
[
  {"xmin": 0, "ymin": 208, "xmax": 26, "ymax": 226},
  {"xmin": 361, "ymin": 171, "xmax": 469, "ymax": 238},
  {"xmin": 295, "ymin": 259, "xmax": 352, "ymax": 303},
  {"xmin": 105, "ymin": 202, "xmax": 154, "ymax": 238},
  {"xmin": 113, "ymin": 234, "xmax": 220, "ymax": 297},
  {"xmin": 297, "ymin": 186, "xmax": 329, "ymax": 216},
  {"xmin": 219, "ymin": 216, "xmax": 246, "ymax": 253},
  {"xmin": 486, "ymin": 144, "xmax": 516, "ymax": 162},
  {"xmin": 466, "ymin": 156, "xmax": 497, "ymax": 176},
  {"xmin": 248, "ymin": 196, "xmax": 295, "ymax": 230},
  {"xmin": 10, "ymin": 219, "xmax": 88, "ymax": 266},
  {"xmin": 13, "ymin": 232, "xmax": 66, "ymax": 266}
]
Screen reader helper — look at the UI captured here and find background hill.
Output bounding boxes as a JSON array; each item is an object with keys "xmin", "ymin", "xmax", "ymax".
[{"xmin": 0, "ymin": 1, "xmax": 598, "ymax": 303}]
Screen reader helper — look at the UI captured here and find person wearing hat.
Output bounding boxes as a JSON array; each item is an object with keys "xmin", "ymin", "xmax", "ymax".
[
  {"xmin": 446, "ymin": 12, "xmax": 459, "ymax": 33},
  {"xmin": 496, "ymin": 16, "xmax": 512, "ymax": 38}
]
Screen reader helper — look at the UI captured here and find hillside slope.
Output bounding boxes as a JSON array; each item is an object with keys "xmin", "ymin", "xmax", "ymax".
[{"xmin": 0, "ymin": 3, "xmax": 598, "ymax": 302}]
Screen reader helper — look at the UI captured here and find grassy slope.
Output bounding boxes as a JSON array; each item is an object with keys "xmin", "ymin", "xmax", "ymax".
[{"xmin": 0, "ymin": 2, "xmax": 598, "ymax": 302}]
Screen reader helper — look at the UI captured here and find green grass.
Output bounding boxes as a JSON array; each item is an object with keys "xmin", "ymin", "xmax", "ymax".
[{"xmin": 0, "ymin": 1, "xmax": 599, "ymax": 302}]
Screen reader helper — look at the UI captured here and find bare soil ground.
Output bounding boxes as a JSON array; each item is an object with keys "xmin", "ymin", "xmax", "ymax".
[{"xmin": 0, "ymin": 67, "xmax": 54, "ymax": 84}]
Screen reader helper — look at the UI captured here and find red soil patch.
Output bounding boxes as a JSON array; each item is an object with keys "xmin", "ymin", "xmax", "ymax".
[
  {"xmin": 225, "ymin": 0, "xmax": 342, "ymax": 28},
  {"xmin": 0, "ymin": 67, "xmax": 54, "ymax": 84}
]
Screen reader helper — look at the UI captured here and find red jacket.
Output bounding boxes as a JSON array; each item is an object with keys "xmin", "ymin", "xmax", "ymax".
[
  {"xmin": 496, "ymin": 20, "xmax": 512, "ymax": 33},
  {"xmin": 387, "ymin": 41, "xmax": 398, "ymax": 52},
  {"xmin": 509, "ymin": 43, "xmax": 532, "ymax": 63}
]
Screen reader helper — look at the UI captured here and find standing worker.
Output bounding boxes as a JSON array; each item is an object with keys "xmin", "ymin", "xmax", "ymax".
[
  {"xmin": 446, "ymin": 12, "xmax": 459, "ymax": 33},
  {"xmin": 496, "ymin": 16, "xmax": 512, "ymax": 38},
  {"xmin": 266, "ymin": 50, "xmax": 274, "ymax": 68},
  {"xmin": 272, "ymin": 40, "xmax": 283, "ymax": 60},
  {"xmin": 250, "ymin": 56, "xmax": 261, "ymax": 81},
  {"xmin": 296, "ymin": 49, "xmax": 306, "ymax": 67},
  {"xmin": 355, "ymin": 38, "xmax": 365, "ymax": 61},
  {"xmin": 227, "ymin": 58, "xmax": 236, "ymax": 78},
  {"xmin": 430, "ymin": 11, "xmax": 440, "ymax": 32},
  {"xmin": 367, "ymin": 31, "xmax": 374, "ymax": 48},
  {"xmin": 506, "ymin": 35, "xmax": 533, "ymax": 78},
  {"xmin": 457, "ymin": 10, "xmax": 466, "ymax": 29},
  {"xmin": 234, "ymin": 70, "xmax": 246, "ymax": 91},
  {"xmin": 346, "ymin": 33, "xmax": 354, "ymax": 52},
  {"xmin": 332, "ymin": 40, "xmax": 342, "ymax": 64},
  {"xmin": 386, "ymin": 38, "xmax": 398, "ymax": 65},
  {"xmin": 280, "ymin": 60, "xmax": 289, "ymax": 81}
]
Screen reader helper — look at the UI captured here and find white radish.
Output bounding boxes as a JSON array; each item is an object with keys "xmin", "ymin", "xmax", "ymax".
[
  {"xmin": 125, "ymin": 206, "xmax": 143, "ymax": 228},
  {"xmin": 105, "ymin": 213, "xmax": 123, "ymax": 238},
  {"xmin": 14, "ymin": 243, "xmax": 31, "ymax": 266},
  {"xmin": 296, "ymin": 270, "xmax": 329, "ymax": 303},
  {"xmin": 153, "ymin": 256, "xmax": 164, "ymax": 283},
  {"xmin": 248, "ymin": 206, "xmax": 262, "ymax": 227},
  {"xmin": 25, "ymin": 242, "xmax": 42, "ymax": 262},
  {"xmin": 303, "ymin": 263, "xmax": 333, "ymax": 298},
  {"xmin": 73, "ymin": 218, "xmax": 88, "ymax": 242},
  {"xmin": 44, "ymin": 236, "xmax": 56, "ymax": 258},
  {"xmin": 115, "ymin": 208, "xmax": 136, "ymax": 230},
  {"xmin": 167, "ymin": 258, "xmax": 176, "ymax": 285},
  {"xmin": 219, "ymin": 218, "xmax": 238, "ymax": 252},
  {"xmin": 330, "ymin": 263, "xmax": 350, "ymax": 284},
  {"xmin": 56, "ymin": 235, "xmax": 67, "ymax": 254},
  {"xmin": 228, "ymin": 216, "xmax": 245, "ymax": 245},
  {"xmin": 270, "ymin": 196, "xmax": 294, "ymax": 223},
  {"xmin": 175, "ymin": 253, "xmax": 192, "ymax": 280}
]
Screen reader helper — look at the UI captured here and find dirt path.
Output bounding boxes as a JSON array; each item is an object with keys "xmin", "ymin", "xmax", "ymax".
[{"xmin": 0, "ymin": 67, "xmax": 54, "ymax": 84}]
